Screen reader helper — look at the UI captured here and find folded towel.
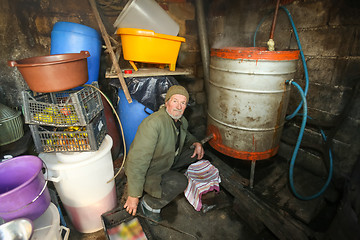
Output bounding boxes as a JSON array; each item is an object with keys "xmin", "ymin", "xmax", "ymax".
[{"xmin": 184, "ymin": 160, "xmax": 221, "ymax": 211}]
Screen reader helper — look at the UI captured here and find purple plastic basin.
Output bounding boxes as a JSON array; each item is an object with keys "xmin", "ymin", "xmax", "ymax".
[{"xmin": 0, "ymin": 155, "xmax": 51, "ymax": 222}]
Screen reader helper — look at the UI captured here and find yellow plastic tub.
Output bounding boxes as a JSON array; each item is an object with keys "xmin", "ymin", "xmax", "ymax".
[{"xmin": 116, "ymin": 28, "xmax": 185, "ymax": 71}]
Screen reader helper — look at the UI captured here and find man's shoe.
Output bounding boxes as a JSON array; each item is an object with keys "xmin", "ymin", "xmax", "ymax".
[{"xmin": 139, "ymin": 199, "xmax": 162, "ymax": 225}]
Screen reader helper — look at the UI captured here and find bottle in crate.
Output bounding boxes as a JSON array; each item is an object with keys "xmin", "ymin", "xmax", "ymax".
[
  {"xmin": 22, "ymin": 82, "xmax": 103, "ymax": 127},
  {"xmin": 30, "ymin": 110, "xmax": 107, "ymax": 153}
]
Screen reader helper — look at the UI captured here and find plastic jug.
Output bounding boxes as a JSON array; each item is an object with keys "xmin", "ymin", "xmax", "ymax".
[
  {"xmin": 113, "ymin": 0, "xmax": 179, "ymax": 36},
  {"xmin": 31, "ymin": 203, "xmax": 70, "ymax": 240}
]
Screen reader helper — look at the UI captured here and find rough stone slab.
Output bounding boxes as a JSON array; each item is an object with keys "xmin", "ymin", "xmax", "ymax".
[
  {"xmin": 295, "ymin": 27, "xmax": 355, "ymax": 57},
  {"xmin": 333, "ymin": 57, "xmax": 360, "ymax": 88},
  {"xmin": 168, "ymin": 2, "xmax": 195, "ymax": 20},
  {"xmin": 180, "ymin": 34, "xmax": 199, "ymax": 52},
  {"xmin": 306, "ymin": 57, "xmax": 337, "ymax": 85},
  {"xmin": 285, "ymin": 1, "xmax": 330, "ymax": 29},
  {"xmin": 328, "ymin": 1, "xmax": 360, "ymax": 26},
  {"xmin": 177, "ymin": 51, "xmax": 201, "ymax": 67},
  {"xmin": 206, "ymin": 151, "xmax": 314, "ymax": 240},
  {"xmin": 303, "ymin": 83, "xmax": 346, "ymax": 115}
]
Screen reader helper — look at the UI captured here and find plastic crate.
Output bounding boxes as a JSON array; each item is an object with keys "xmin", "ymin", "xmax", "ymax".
[
  {"xmin": 22, "ymin": 82, "xmax": 103, "ymax": 127},
  {"xmin": 101, "ymin": 207, "xmax": 153, "ymax": 240},
  {"xmin": 30, "ymin": 111, "xmax": 107, "ymax": 153}
]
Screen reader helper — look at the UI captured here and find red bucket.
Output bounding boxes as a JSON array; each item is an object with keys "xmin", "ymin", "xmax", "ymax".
[{"xmin": 0, "ymin": 155, "xmax": 51, "ymax": 221}]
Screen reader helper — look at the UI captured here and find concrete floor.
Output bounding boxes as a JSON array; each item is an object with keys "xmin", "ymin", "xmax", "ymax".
[
  {"xmin": 66, "ymin": 193, "xmax": 274, "ymax": 240},
  {"xmin": 64, "ymin": 151, "xmax": 277, "ymax": 240},
  {"xmin": 61, "ymin": 147, "xmax": 337, "ymax": 240}
]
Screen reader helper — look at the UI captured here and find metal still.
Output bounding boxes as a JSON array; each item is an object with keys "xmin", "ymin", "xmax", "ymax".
[{"xmin": 207, "ymin": 47, "xmax": 300, "ymax": 161}]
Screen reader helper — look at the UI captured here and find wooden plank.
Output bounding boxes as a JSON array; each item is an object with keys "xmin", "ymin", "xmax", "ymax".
[
  {"xmin": 105, "ymin": 68, "xmax": 194, "ymax": 78},
  {"xmin": 206, "ymin": 151, "xmax": 314, "ymax": 240},
  {"xmin": 88, "ymin": 0, "xmax": 132, "ymax": 103},
  {"xmin": 233, "ymin": 197, "xmax": 266, "ymax": 234}
]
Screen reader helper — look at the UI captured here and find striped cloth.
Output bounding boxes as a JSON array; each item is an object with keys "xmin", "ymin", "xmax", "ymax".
[{"xmin": 184, "ymin": 160, "xmax": 221, "ymax": 211}]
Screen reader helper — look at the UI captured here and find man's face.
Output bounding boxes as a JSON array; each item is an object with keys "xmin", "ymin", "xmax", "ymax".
[{"xmin": 165, "ymin": 94, "xmax": 187, "ymax": 120}]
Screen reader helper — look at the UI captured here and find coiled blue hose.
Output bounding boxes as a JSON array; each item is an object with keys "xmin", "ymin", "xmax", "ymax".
[{"xmin": 288, "ymin": 81, "xmax": 333, "ymax": 200}]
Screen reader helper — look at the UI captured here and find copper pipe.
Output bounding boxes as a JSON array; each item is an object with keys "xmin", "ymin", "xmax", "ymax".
[{"xmin": 269, "ymin": 0, "xmax": 281, "ymax": 40}]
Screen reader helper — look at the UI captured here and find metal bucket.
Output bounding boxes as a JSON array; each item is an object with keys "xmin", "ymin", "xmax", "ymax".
[
  {"xmin": 0, "ymin": 103, "xmax": 24, "ymax": 146},
  {"xmin": 207, "ymin": 47, "xmax": 299, "ymax": 161}
]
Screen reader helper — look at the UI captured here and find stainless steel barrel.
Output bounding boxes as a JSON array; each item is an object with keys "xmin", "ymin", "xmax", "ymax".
[{"xmin": 207, "ymin": 47, "xmax": 299, "ymax": 160}]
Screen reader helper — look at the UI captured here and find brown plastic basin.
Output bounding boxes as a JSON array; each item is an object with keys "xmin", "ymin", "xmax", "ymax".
[{"xmin": 8, "ymin": 51, "xmax": 90, "ymax": 93}]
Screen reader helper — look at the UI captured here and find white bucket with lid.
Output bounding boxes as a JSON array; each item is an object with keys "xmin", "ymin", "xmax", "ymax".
[
  {"xmin": 31, "ymin": 202, "xmax": 70, "ymax": 240},
  {"xmin": 39, "ymin": 135, "xmax": 117, "ymax": 233},
  {"xmin": 113, "ymin": 0, "xmax": 180, "ymax": 36}
]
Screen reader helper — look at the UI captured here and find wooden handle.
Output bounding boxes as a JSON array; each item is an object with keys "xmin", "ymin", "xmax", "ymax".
[{"xmin": 88, "ymin": 0, "xmax": 132, "ymax": 103}]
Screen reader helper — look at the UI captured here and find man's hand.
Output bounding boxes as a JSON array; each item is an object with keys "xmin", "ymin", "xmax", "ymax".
[
  {"xmin": 124, "ymin": 196, "xmax": 139, "ymax": 216},
  {"xmin": 191, "ymin": 142, "xmax": 204, "ymax": 159}
]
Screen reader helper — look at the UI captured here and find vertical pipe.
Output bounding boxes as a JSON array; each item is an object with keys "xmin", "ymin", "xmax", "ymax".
[
  {"xmin": 250, "ymin": 160, "xmax": 256, "ymax": 189},
  {"xmin": 195, "ymin": 0, "xmax": 210, "ymax": 94},
  {"xmin": 269, "ymin": 0, "xmax": 281, "ymax": 40},
  {"xmin": 267, "ymin": 0, "xmax": 281, "ymax": 51}
]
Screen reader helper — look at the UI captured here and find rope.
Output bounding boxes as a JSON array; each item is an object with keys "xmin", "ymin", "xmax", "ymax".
[{"xmin": 84, "ymin": 84, "xmax": 127, "ymax": 183}]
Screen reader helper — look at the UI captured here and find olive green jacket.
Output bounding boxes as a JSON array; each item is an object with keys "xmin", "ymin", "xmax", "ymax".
[{"xmin": 125, "ymin": 106, "xmax": 197, "ymax": 198}]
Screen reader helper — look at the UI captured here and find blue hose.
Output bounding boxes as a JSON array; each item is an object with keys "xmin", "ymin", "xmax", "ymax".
[
  {"xmin": 288, "ymin": 81, "xmax": 333, "ymax": 200},
  {"xmin": 253, "ymin": 6, "xmax": 309, "ymax": 120},
  {"xmin": 253, "ymin": 6, "xmax": 333, "ymax": 200},
  {"xmin": 253, "ymin": 13, "xmax": 270, "ymax": 47},
  {"xmin": 281, "ymin": 6, "xmax": 309, "ymax": 120}
]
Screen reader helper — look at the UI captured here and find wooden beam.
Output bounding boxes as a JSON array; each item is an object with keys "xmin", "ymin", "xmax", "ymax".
[
  {"xmin": 233, "ymin": 197, "xmax": 266, "ymax": 234},
  {"xmin": 88, "ymin": 0, "xmax": 132, "ymax": 103},
  {"xmin": 206, "ymin": 151, "xmax": 314, "ymax": 240}
]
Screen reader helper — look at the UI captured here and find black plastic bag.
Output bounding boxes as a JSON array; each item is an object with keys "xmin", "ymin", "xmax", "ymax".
[{"xmin": 111, "ymin": 76, "xmax": 178, "ymax": 112}]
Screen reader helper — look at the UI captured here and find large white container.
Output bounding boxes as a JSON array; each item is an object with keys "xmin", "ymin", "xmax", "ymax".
[
  {"xmin": 39, "ymin": 135, "xmax": 117, "ymax": 233},
  {"xmin": 31, "ymin": 202, "xmax": 70, "ymax": 240},
  {"xmin": 113, "ymin": 0, "xmax": 180, "ymax": 36}
]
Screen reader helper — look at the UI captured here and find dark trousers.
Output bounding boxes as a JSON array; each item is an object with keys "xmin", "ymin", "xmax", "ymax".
[{"xmin": 143, "ymin": 148, "xmax": 197, "ymax": 209}]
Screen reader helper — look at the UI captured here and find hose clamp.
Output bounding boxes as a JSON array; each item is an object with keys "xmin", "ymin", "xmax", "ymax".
[{"xmin": 286, "ymin": 79, "xmax": 294, "ymax": 85}]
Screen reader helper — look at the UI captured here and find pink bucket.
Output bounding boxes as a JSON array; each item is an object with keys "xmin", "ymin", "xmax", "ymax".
[{"xmin": 0, "ymin": 155, "xmax": 51, "ymax": 222}]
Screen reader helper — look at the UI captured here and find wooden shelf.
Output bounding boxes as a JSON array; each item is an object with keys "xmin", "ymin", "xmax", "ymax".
[{"xmin": 105, "ymin": 67, "xmax": 194, "ymax": 78}]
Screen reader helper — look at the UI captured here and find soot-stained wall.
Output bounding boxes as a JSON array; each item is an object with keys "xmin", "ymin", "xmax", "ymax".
[
  {"xmin": 1, "ymin": 0, "xmax": 359, "ymax": 185},
  {"xmin": 0, "ymin": 0, "xmax": 102, "ymax": 107},
  {"xmin": 207, "ymin": 0, "xmax": 360, "ymax": 184}
]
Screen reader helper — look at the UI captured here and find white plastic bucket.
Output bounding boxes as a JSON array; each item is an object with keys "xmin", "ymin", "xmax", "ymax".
[
  {"xmin": 31, "ymin": 202, "xmax": 70, "ymax": 240},
  {"xmin": 39, "ymin": 135, "xmax": 117, "ymax": 233},
  {"xmin": 113, "ymin": 0, "xmax": 179, "ymax": 36}
]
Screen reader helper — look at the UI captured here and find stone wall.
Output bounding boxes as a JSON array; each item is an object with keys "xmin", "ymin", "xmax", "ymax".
[{"xmin": 1, "ymin": 0, "xmax": 359, "ymax": 183}]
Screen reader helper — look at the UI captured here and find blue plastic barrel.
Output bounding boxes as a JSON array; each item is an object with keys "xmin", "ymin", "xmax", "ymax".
[
  {"xmin": 50, "ymin": 22, "xmax": 102, "ymax": 85},
  {"xmin": 117, "ymin": 90, "xmax": 153, "ymax": 152}
]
